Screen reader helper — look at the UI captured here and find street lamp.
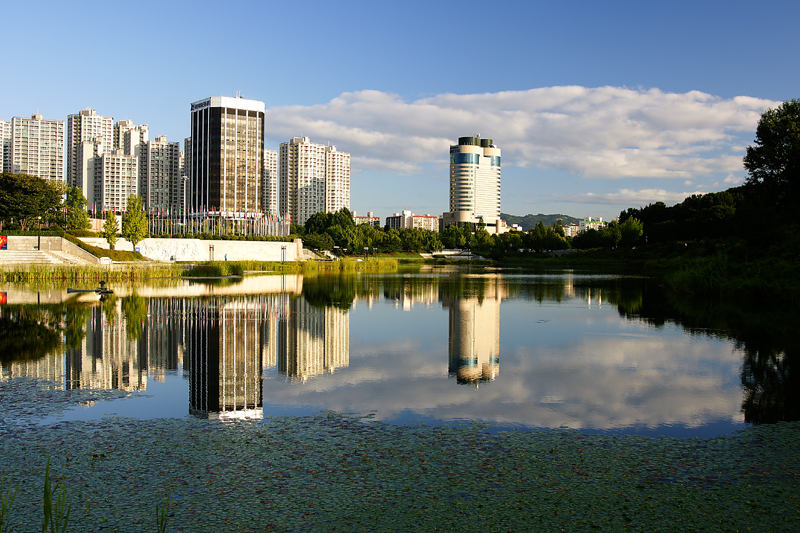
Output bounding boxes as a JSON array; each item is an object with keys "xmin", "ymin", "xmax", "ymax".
[
  {"xmin": 364, "ymin": 246, "xmax": 368, "ymax": 260},
  {"xmin": 37, "ymin": 216, "xmax": 41, "ymax": 250}
]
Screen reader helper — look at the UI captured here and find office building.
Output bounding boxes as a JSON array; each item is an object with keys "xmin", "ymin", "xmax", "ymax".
[
  {"xmin": 188, "ymin": 96, "xmax": 265, "ymax": 215},
  {"xmin": 9, "ymin": 114, "xmax": 65, "ymax": 182},
  {"xmin": 262, "ymin": 149, "xmax": 278, "ymax": 216},
  {"xmin": 279, "ymin": 137, "xmax": 350, "ymax": 225},
  {"xmin": 442, "ymin": 135, "xmax": 505, "ymax": 233},
  {"xmin": 67, "ymin": 109, "xmax": 113, "ymax": 188}
]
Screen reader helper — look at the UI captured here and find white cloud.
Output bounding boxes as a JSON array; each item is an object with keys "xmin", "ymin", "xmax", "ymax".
[
  {"xmin": 560, "ymin": 188, "xmax": 709, "ymax": 207},
  {"xmin": 264, "ymin": 86, "xmax": 778, "ymax": 181}
]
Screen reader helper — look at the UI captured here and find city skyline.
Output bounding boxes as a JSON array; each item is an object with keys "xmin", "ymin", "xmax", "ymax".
[{"xmin": 1, "ymin": 1, "xmax": 797, "ymax": 221}]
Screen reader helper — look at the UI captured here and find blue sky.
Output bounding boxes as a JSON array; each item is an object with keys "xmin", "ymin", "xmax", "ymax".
[{"xmin": 2, "ymin": 0, "xmax": 796, "ymax": 221}]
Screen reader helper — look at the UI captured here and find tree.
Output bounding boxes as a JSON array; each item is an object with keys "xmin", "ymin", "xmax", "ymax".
[
  {"xmin": 0, "ymin": 172, "xmax": 64, "ymax": 230},
  {"xmin": 64, "ymin": 187, "xmax": 90, "ymax": 230},
  {"xmin": 619, "ymin": 217, "xmax": 644, "ymax": 247},
  {"xmin": 121, "ymin": 195, "xmax": 148, "ymax": 250},
  {"xmin": 101, "ymin": 211, "xmax": 119, "ymax": 250},
  {"xmin": 743, "ymin": 99, "xmax": 800, "ymax": 206}
]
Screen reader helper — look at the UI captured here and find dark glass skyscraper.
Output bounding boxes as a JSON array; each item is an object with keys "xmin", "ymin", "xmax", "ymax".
[{"xmin": 189, "ymin": 96, "xmax": 265, "ymax": 215}]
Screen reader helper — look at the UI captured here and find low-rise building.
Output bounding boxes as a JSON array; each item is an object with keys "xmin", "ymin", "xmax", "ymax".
[
  {"xmin": 386, "ymin": 210, "xmax": 440, "ymax": 232},
  {"xmin": 352, "ymin": 211, "xmax": 380, "ymax": 228}
]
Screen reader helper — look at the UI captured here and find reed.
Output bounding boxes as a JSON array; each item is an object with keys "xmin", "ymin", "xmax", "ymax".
[
  {"xmin": 0, "ymin": 475, "xmax": 18, "ymax": 533},
  {"xmin": 155, "ymin": 490, "xmax": 171, "ymax": 533},
  {"xmin": 0, "ymin": 263, "xmax": 183, "ymax": 282},
  {"xmin": 41, "ymin": 457, "xmax": 70, "ymax": 533}
]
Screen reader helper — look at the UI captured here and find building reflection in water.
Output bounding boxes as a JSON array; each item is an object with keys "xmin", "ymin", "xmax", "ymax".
[
  {"xmin": 186, "ymin": 296, "xmax": 276, "ymax": 419},
  {"xmin": 443, "ymin": 278, "xmax": 502, "ymax": 385},
  {"xmin": 273, "ymin": 298, "xmax": 349, "ymax": 382},
  {"xmin": 66, "ymin": 305, "xmax": 147, "ymax": 391}
]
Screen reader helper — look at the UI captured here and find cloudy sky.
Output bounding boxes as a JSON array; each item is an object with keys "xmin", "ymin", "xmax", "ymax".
[{"xmin": 2, "ymin": 0, "xmax": 796, "ymax": 220}]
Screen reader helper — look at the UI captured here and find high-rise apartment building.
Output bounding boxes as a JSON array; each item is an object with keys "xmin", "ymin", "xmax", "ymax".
[
  {"xmin": 279, "ymin": 137, "xmax": 350, "ymax": 225},
  {"xmin": 113, "ymin": 120, "xmax": 149, "ymax": 156},
  {"xmin": 96, "ymin": 148, "xmax": 139, "ymax": 213},
  {"xmin": 442, "ymin": 135, "xmax": 504, "ymax": 233},
  {"xmin": 9, "ymin": 114, "xmax": 65, "ymax": 182},
  {"xmin": 188, "ymin": 96, "xmax": 265, "ymax": 215},
  {"xmin": 1, "ymin": 120, "xmax": 11, "ymax": 173},
  {"xmin": 262, "ymin": 149, "xmax": 278, "ymax": 216},
  {"xmin": 141, "ymin": 136, "xmax": 180, "ymax": 213},
  {"xmin": 67, "ymin": 109, "xmax": 113, "ymax": 188}
]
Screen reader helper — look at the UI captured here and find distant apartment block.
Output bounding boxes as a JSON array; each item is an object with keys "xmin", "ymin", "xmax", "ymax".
[
  {"xmin": 96, "ymin": 148, "xmax": 139, "ymax": 213},
  {"xmin": 262, "ymin": 149, "xmax": 278, "ymax": 216},
  {"xmin": 352, "ymin": 211, "xmax": 380, "ymax": 227},
  {"xmin": 114, "ymin": 120, "xmax": 149, "ymax": 156},
  {"xmin": 562, "ymin": 223, "xmax": 580, "ymax": 237},
  {"xmin": 1, "ymin": 120, "xmax": 10, "ymax": 173},
  {"xmin": 141, "ymin": 136, "xmax": 180, "ymax": 213},
  {"xmin": 67, "ymin": 109, "xmax": 113, "ymax": 188},
  {"xmin": 279, "ymin": 136, "xmax": 350, "ymax": 225},
  {"xmin": 579, "ymin": 217, "xmax": 605, "ymax": 232},
  {"xmin": 386, "ymin": 210, "xmax": 439, "ymax": 232},
  {"xmin": 10, "ymin": 114, "xmax": 65, "ymax": 182}
]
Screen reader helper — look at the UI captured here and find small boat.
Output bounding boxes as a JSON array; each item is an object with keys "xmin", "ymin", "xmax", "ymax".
[{"xmin": 67, "ymin": 281, "xmax": 113, "ymax": 296}]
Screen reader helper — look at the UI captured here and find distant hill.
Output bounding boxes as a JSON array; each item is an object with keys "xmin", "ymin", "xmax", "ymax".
[{"xmin": 501, "ymin": 213, "xmax": 582, "ymax": 232}]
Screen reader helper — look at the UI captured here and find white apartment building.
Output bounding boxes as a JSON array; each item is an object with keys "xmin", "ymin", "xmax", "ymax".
[
  {"xmin": 386, "ymin": 210, "xmax": 439, "ymax": 232},
  {"xmin": 10, "ymin": 114, "xmax": 65, "ymax": 182},
  {"xmin": 279, "ymin": 137, "xmax": 350, "ymax": 225},
  {"xmin": 579, "ymin": 217, "xmax": 605, "ymax": 232},
  {"xmin": 442, "ymin": 135, "xmax": 503, "ymax": 233},
  {"xmin": 262, "ymin": 149, "xmax": 278, "ymax": 216},
  {"xmin": 1, "ymin": 120, "xmax": 10, "ymax": 173},
  {"xmin": 353, "ymin": 211, "xmax": 380, "ymax": 228},
  {"xmin": 113, "ymin": 120, "xmax": 149, "ymax": 156},
  {"xmin": 96, "ymin": 148, "xmax": 139, "ymax": 213},
  {"xmin": 141, "ymin": 136, "xmax": 180, "ymax": 213},
  {"xmin": 67, "ymin": 109, "xmax": 113, "ymax": 188}
]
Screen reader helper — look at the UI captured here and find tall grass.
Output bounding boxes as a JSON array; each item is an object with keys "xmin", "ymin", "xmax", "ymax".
[
  {"xmin": 662, "ymin": 251, "xmax": 797, "ymax": 304},
  {"xmin": 42, "ymin": 457, "xmax": 70, "ymax": 533},
  {"xmin": 0, "ymin": 475, "xmax": 18, "ymax": 533},
  {"xmin": 183, "ymin": 258, "xmax": 400, "ymax": 276},
  {"xmin": 0, "ymin": 263, "xmax": 184, "ymax": 282}
]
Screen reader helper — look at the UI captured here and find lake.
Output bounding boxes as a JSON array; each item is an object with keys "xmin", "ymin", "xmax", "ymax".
[{"xmin": 1, "ymin": 266, "xmax": 794, "ymax": 437}]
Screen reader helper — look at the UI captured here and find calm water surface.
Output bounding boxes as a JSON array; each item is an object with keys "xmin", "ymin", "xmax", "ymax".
[{"xmin": 1, "ymin": 267, "xmax": 793, "ymax": 437}]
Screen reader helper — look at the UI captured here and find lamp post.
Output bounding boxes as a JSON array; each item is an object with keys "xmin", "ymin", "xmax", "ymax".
[
  {"xmin": 364, "ymin": 246, "xmax": 368, "ymax": 260},
  {"xmin": 37, "ymin": 215, "xmax": 41, "ymax": 250}
]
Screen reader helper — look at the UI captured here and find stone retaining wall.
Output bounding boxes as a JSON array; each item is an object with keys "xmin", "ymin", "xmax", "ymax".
[{"xmin": 79, "ymin": 237, "xmax": 304, "ymax": 262}]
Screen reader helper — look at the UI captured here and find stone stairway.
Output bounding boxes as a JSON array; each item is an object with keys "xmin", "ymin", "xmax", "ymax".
[{"xmin": 0, "ymin": 250, "xmax": 72, "ymax": 266}]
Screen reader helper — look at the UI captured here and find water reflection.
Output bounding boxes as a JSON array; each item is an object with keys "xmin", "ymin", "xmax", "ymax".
[
  {"xmin": 443, "ymin": 278, "xmax": 501, "ymax": 384},
  {"xmin": 1, "ymin": 270, "xmax": 798, "ymax": 434}
]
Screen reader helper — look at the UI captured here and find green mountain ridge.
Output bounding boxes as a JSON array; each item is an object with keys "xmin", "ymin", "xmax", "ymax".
[{"xmin": 501, "ymin": 213, "xmax": 582, "ymax": 232}]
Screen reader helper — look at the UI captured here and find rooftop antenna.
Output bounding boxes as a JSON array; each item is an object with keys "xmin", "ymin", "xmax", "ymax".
[{"xmin": 236, "ymin": 90, "xmax": 243, "ymax": 99}]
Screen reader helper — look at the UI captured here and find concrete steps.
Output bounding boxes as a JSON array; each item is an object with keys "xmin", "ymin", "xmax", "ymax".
[{"xmin": 0, "ymin": 250, "xmax": 70, "ymax": 266}]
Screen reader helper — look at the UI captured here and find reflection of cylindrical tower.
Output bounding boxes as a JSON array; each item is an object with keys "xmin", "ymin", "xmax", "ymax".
[{"xmin": 444, "ymin": 288, "xmax": 501, "ymax": 385}]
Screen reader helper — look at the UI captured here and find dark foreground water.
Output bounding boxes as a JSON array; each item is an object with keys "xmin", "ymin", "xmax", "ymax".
[{"xmin": 2, "ymin": 267, "xmax": 798, "ymax": 437}]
